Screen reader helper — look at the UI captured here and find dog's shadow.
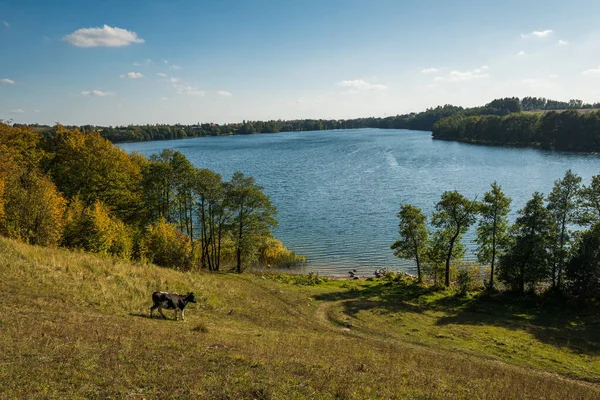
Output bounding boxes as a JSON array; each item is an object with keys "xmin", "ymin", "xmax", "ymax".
[{"xmin": 129, "ymin": 312, "xmax": 178, "ymax": 321}]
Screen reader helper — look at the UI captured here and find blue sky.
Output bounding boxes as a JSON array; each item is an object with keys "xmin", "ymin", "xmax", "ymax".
[{"xmin": 1, "ymin": 0, "xmax": 600, "ymax": 125}]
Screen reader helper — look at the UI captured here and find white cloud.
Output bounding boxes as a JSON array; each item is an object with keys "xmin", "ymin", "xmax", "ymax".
[
  {"xmin": 81, "ymin": 89, "xmax": 115, "ymax": 97},
  {"xmin": 2, "ymin": 20, "xmax": 9, "ymax": 28},
  {"xmin": 338, "ymin": 79, "xmax": 388, "ymax": 91},
  {"xmin": 521, "ymin": 29, "xmax": 553, "ymax": 39},
  {"xmin": 582, "ymin": 67, "xmax": 600, "ymax": 75},
  {"xmin": 10, "ymin": 109, "xmax": 25, "ymax": 113},
  {"xmin": 170, "ymin": 64, "xmax": 181, "ymax": 70},
  {"xmin": 0, "ymin": 78, "xmax": 15, "ymax": 85},
  {"xmin": 162, "ymin": 59, "xmax": 169, "ymax": 64},
  {"xmin": 169, "ymin": 77, "xmax": 180, "ymax": 83},
  {"xmin": 176, "ymin": 85, "xmax": 205, "ymax": 96},
  {"xmin": 557, "ymin": 40, "xmax": 569, "ymax": 46},
  {"xmin": 157, "ymin": 73, "xmax": 168, "ymax": 78},
  {"xmin": 160, "ymin": 97, "xmax": 169, "ymax": 101},
  {"xmin": 63, "ymin": 25, "xmax": 144, "ymax": 47},
  {"xmin": 217, "ymin": 90, "xmax": 233, "ymax": 97},
  {"xmin": 134, "ymin": 59, "xmax": 152, "ymax": 66},
  {"xmin": 120, "ymin": 72, "xmax": 144, "ymax": 79},
  {"xmin": 517, "ymin": 51, "xmax": 527, "ymax": 56},
  {"xmin": 549, "ymin": 74, "xmax": 559, "ymax": 79},
  {"xmin": 33, "ymin": 109, "xmax": 40, "ymax": 113},
  {"xmin": 421, "ymin": 68, "xmax": 439, "ymax": 74},
  {"xmin": 434, "ymin": 67, "xmax": 490, "ymax": 82}
]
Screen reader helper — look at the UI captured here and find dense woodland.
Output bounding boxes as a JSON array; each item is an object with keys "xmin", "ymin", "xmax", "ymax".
[
  {"xmin": 15, "ymin": 96, "xmax": 600, "ymax": 148},
  {"xmin": 392, "ymin": 170, "xmax": 600, "ymax": 304},
  {"xmin": 0, "ymin": 123, "xmax": 305, "ymax": 272},
  {"xmin": 433, "ymin": 109, "xmax": 600, "ymax": 151}
]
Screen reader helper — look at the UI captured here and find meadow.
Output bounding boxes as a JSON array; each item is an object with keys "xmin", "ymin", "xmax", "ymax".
[{"xmin": 1, "ymin": 237, "xmax": 599, "ymax": 399}]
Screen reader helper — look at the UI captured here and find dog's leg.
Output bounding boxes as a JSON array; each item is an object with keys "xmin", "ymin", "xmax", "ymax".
[{"xmin": 158, "ymin": 308, "xmax": 167, "ymax": 319}]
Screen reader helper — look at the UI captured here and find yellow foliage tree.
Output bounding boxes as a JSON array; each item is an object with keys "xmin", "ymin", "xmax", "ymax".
[
  {"xmin": 1, "ymin": 170, "xmax": 67, "ymax": 246},
  {"xmin": 62, "ymin": 198, "xmax": 133, "ymax": 259},
  {"xmin": 48, "ymin": 125, "xmax": 143, "ymax": 223},
  {"xmin": 141, "ymin": 218, "xmax": 192, "ymax": 269},
  {"xmin": 258, "ymin": 237, "xmax": 306, "ymax": 268}
]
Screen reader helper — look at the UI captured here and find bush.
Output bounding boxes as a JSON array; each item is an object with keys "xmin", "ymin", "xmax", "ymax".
[
  {"xmin": 141, "ymin": 218, "xmax": 192, "ymax": 269},
  {"xmin": 267, "ymin": 271, "xmax": 328, "ymax": 286},
  {"xmin": 258, "ymin": 237, "xmax": 306, "ymax": 268},
  {"xmin": 62, "ymin": 198, "xmax": 133, "ymax": 258}
]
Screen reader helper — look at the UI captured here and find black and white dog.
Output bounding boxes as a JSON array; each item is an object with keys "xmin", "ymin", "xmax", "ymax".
[{"xmin": 150, "ymin": 291, "xmax": 196, "ymax": 320}]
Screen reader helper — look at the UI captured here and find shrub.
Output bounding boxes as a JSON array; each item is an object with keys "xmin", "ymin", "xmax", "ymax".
[
  {"xmin": 258, "ymin": 237, "xmax": 306, "ymax": 268},
  {"xmin": 62, "ymin": 198, "xmax": 133, "ymax": 258},
  {"xmin": 141, "ymin": 218, "xmax": 192, "ymax": 269}
]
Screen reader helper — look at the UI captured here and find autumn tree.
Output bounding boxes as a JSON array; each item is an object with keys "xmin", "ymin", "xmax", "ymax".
[
  {"xmin": 391, "ymin": 204, "xmax": 428, "ymax": 282},
  {"xmin": 1, "ymin": 170, "xmax": 66, "ymax": 246},
  {"xmin": 62, "ymin": 198, "xmax": 133, "ymax": 258},
  {"xmin": 48, "ymin": 126, "xmax": 143, "ymax": 223},
  {"xmin": 141, "ymin": 218, "xmax": 192, "ymax": 269},
  {"xmin": 432, "ymin": 191, "xmax": 478, "ymax": 287},
  {"xmin": 476, "ymin": 182, "xmax": 511, "ymax": 289}
]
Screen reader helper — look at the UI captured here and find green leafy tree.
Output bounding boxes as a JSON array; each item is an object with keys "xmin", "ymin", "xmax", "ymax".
[
  {"xmin": 170, "ymin": 152, "xmax": 196, "ymax": 241},
  {"xmin": 499, "ymin": 192, "xmax": 554, "ymax": 293},
  {"xmin": 476, "ymin": 182, "xmax": 512, "ymax": 288},
  {"xmin": 141, "ymin": 152, "xmax": 175, "ymax": 224},
  {"xmin": 195, "ymin": 168, "xmax": 230, "ymax": 271},
  {"xmin": 565, "ymin": 222, "xmax": 600, "ymax": 305},
  {"xmin": 581, "ymin": 174, "xmax": 600, "ymax": 223},
  {"xmin": 391, "ymin": 204, "xmax": 429, "ymax": 282},
  {"xmin": 432, "ymin": 191, "xmax": 478, "ymax": 287},
  {"xmin": 424, "ymin": 230, "xmax": 464, "ymax": 286},
  {"xmin": 547, "ymin": 170, "xmax": 582, "ymax": 290},
  {"xmin": 228, "ymin": 172, "xmax": 277, "ymax": 273}
]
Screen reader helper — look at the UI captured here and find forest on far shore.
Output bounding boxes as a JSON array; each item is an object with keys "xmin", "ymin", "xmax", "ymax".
[{"xmin": 12, "ymin": 96, "xmax": 600, "ymax": 151}]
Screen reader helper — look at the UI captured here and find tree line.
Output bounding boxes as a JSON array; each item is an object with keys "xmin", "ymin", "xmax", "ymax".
[
  {"xmin": 432, "ymin": 110, "xmax": 600, "ymax": 151},
  {"xmin": 15, "ymin": 96, "xmax": 598, "ymax": 145},
  {"xmin": 0, "ymin": 122, "xmax": 305, "ymax": 272},
  {"xmin": 392, "ymin": 170, "xmax": 600, "ymax": 304}
]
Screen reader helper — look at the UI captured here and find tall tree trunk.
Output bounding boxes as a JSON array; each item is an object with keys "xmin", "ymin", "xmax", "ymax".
[
  {"xmin": 490, "ymin": 213, "xmax": 497, "ymax": 289},
  {"xmin": 236, "ymin": 202, "xmax": 244, "ymax": 273},
  {"xmin": 412, "ymin": 236, "xmax": 421, "ymax": 282},
  {"xmin": 200, "ymin": 197, "xmax": 207, "ymax": 270},
  {"xmin": 445, "ymin": 230, "xmax": 460, "ymax": 287}
]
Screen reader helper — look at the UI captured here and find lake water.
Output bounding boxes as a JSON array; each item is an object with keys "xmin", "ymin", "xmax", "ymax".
[{"xmin": 120, "ymin": 129, "xmax": 600, "ymax": 276}]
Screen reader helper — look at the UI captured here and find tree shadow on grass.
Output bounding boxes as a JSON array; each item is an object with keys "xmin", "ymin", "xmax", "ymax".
[
  {"xmin": 434, "ymin": 291, "xmax": 600, "ymax": 355},
  {"xmin": 314, "ymin": 281, "xmax": 435, "ymax": 318}
]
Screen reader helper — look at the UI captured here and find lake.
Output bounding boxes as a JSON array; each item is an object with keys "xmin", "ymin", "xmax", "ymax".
[{"xmin": 120, "ymin": 129, "xmax": 600, "ymax": 276}]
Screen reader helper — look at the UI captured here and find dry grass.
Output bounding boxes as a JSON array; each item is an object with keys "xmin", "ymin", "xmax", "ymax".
[{"xmin": 1, "ymin": 238, "xmax": 599, "ymax": 399}]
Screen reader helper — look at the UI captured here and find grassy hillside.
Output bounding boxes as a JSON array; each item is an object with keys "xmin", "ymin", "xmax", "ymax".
[{"xmin": 1, "ymin": 238, "xmax": 599, "ymax": 399}]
